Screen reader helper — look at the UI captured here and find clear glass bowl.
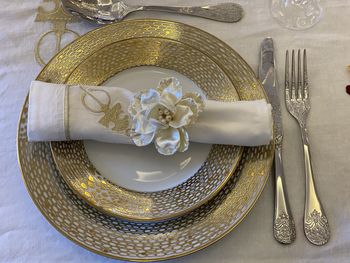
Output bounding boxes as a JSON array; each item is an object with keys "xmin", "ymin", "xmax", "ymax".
[{"xmin": 270, "ymin": 0, "xmax": 323, "ymax": 30}]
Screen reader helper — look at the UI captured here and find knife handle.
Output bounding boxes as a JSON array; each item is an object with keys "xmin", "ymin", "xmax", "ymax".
[{"xmin": 273, "ymin": 146, "xmax": 296, "ymax": 244}]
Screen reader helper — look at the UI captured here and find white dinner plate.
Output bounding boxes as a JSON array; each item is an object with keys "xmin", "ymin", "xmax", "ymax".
[{"xmin": 84, "ymin": 66, "xmax": 211, "ymax": 192}]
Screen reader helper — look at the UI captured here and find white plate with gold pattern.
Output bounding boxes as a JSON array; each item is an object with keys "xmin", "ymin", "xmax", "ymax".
[
  {"xmin": 18, "ymin": 20, "xmax": 274, "ymax": 261},
  {"xmin": 50, "ymin": 42, "xmax": 243, "ymax": 221}
]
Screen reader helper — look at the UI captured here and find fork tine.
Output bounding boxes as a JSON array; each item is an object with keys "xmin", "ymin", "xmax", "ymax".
[
  {"xmin": 291, "ymin": 50, "xmax": 296, "ymax": 100},
  {"xmin": 303, "ymin": 49, "xmax": 309, "ymax": 100},
  {"xmin": 297, "ymin": 49, "xmax": 303, "ymax": 100},
  {"xmin": 285, "ymin": 50, "xmax": 290, "ymax": 101}
]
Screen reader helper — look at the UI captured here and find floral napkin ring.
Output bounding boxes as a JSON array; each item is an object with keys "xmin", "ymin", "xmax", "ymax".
[{"xmin": 128, "ymin": 77, "xmax": 205, "ymax": 155}]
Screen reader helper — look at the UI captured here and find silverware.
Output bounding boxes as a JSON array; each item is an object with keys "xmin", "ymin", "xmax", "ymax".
[
  {"xmin": 285, "ymin": 49, "xmax": 330, "ymax": 246},
  {"xmin": 61, "ymin": 0, "xmax": 244, "ymax": 24},
  {"xmin": 259, "ymin": 38, "xmax": 296, "ymax": 244}
]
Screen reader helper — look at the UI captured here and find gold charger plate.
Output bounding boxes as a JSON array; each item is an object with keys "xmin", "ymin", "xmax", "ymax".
[
  {"xmin": 49, "ymin": 30, "xmax": 243, "ymax": 221},
  {"xmin": 18, "ymin": 19, "xmax": 274, "ymax": 261}
]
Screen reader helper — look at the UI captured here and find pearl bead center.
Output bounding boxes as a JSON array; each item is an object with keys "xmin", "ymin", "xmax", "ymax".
[{"xmin": 158, "ymin": 109, "xmax": 173, "ymax": 124}]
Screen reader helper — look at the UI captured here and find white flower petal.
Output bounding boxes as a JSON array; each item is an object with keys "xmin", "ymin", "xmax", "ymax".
[
  {"xmin": 132, "ymin": 110, "xmax": 156, "ymax": 134},
  {"xmin": 163, "ymin": 78, "xmax": 182, "ymax": 97},
  {"xmin": 178, "ymin": 128, "xmax": 189, "ymax": 152},
  {"xmin": 160, "ymin": 78, "xmax": 183, "ymax": 106},
  {"xmin": 182, "ymin": 92, "xmax": 205, "ymax": 112},
  {"xmin": 155, "ymin": 127, "xmax": 180, "ymax": 155},
  {"xmin": 159, "ymin": 94, "xmax": 177, "ymax": 112},
  {"xmin": 169, "ymin": 105, "xmax": 193, "ymax": 128},
  {"xmin": 157, "ymin": 78, "xmax": 173, "ymax": 93},
  {"xmin": 149, "ymin": 118, "xmax": 169, "ymax": 130},
  {"xmin": 140, "ymin": 89, "xmax": 160, "ymax": 110},
  {"xmin": 132, "ymin": 132, "xmax": 155, "ymax": 146},
  {"xmin": 177, "ymin": 98, "xmax": 199, "ymax": 120}
]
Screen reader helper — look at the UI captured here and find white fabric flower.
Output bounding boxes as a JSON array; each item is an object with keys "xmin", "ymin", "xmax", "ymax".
[{"xmin": 128, "ymin": 77, "xmax": 205, "ymax": 155}]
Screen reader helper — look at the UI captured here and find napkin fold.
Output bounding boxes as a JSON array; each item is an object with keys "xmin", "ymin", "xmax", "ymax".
[{"xmin": 27, "ymin": 80, "xmax": 273, "ymax": 149}]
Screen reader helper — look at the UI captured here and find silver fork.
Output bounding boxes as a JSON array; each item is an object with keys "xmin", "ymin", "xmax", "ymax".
[{"xmin": 285, "ymin": 49, "xmax": 330, "ymax": 246}]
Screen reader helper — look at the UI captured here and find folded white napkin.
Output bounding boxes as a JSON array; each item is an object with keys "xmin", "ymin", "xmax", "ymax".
[{"xmin": 28, "ymin": 79, "xmax": 273, "ymax": 154}]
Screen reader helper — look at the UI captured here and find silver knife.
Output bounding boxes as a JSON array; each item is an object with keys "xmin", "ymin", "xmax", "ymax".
[{"xmin": 259, "ymin": 38, "xmax": 296, "ymax": 244}]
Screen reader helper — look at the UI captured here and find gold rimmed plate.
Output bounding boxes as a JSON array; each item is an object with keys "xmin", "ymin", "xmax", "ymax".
[
  {"xmin": 49, "ymin": 34, "xmax": 243, "ymax": 221},
  {"xmin": 17, "ymin": 19, "xmax": 274, "ymax": 261}
]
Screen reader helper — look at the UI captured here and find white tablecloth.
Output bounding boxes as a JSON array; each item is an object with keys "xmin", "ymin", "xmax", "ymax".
[{"xmin": 1, "ymin": 0, "xmax": 350, "ymax": 262}]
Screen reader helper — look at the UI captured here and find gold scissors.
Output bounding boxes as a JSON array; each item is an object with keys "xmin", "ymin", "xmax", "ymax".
[
  {"xmin": 35, "ymin": 0, "xmax": 80, "ymax": 66},
  {"xmin": 80, "ymin": 87, "xmax": 111, "ymax": 114}
]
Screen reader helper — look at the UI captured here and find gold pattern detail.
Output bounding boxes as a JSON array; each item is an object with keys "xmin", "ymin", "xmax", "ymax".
[
  {"xmin": 79, "ymin": 86, "xmax": 130, "ymax": 135},
  {"xmin": 35, "ymin": 0, "xmax": 80, "ymax": 66}
]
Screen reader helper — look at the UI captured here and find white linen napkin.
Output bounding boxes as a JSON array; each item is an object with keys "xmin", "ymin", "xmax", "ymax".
[{"xmin": 27, "ymin": 80, "xmax": 273, "ymax": 150}]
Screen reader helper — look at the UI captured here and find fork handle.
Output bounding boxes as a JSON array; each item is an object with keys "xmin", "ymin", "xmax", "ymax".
[
  {"xmin": 141, "ymin": 3, "xmax": 244, "ymax": 23},
  {"xmin": 301, "ymin": 130, "xmax": 330, "ymax": 245},
  {"xmin": 273, "ymin": 146, "xmax": 296, "ymax": 244}
]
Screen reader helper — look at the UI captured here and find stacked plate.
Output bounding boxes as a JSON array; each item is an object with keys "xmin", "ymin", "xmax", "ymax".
[{"xmin": 17, "ymin": 19, "xmax": 274, "ymax": 261}]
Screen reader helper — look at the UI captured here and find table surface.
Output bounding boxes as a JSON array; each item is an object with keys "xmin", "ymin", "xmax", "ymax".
[{"xmin": 1, "ymin": 0, "xmax": 350, "ymax": 262}]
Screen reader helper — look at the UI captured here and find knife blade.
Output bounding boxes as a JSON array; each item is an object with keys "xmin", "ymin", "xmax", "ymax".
[
  {"xmin": 259, "ymin": 38, "xmax": 296, "ymax": 244},
  {"xmin": 259, "ymin": 38, "xmax": 283, "ymax": 142}
]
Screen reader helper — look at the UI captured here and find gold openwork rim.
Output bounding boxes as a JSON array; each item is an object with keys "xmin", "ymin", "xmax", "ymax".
[
  {"xmin": 51, "ymin": 145, "xmax": 243, "ymax": 222},
  {"xmin": 17, "ymin": 19, "xmax": 274, "ymax": 262}
]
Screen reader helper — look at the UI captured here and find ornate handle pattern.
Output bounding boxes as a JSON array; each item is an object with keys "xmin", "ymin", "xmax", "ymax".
[
  {"xmin": 273, "ymin": 147, "xmax": 296, "ymax": 244},
  {"xmin": 142, "ymin": 3, "xmax": 244, "ymax": 23}
]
